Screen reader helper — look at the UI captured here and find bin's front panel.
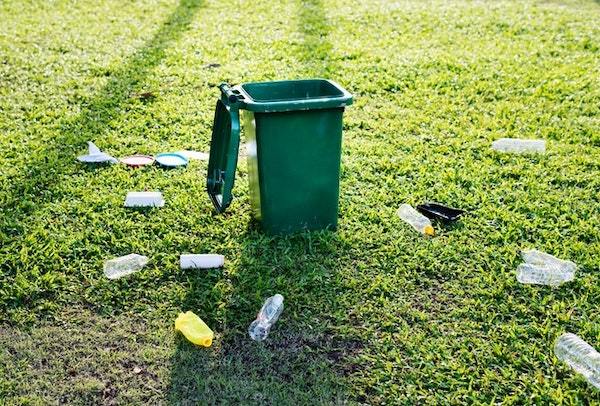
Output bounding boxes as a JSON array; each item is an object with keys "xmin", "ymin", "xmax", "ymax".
[{"xmin": 253, "ymin": 108, "xmax": 344, "ymax": 234}]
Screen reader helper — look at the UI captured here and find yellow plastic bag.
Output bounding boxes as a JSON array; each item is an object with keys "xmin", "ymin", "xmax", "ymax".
[{"xmin": 174, "ymin": 311, "xmax": 214, "ymax": 347}]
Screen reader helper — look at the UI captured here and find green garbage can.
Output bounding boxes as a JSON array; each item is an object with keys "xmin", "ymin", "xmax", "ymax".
[{"xmin": 207, "ymin": 79, "xmax": 353, "ymax": 235}]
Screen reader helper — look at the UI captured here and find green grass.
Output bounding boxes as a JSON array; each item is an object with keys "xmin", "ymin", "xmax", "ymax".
[{"xmin": 1, "ymin": 0, "xmax": 599, "ymax": 403}]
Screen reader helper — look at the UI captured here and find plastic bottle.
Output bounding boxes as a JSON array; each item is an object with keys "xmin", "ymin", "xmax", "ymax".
[
  {"xmin": 554, "ymin": 333, "xmax": 600, "ymax": 388},
  {"xmin": 104, "ymin": 254, "xmax": 149, "ymax": 279},
  {"xmin": 397, "ymin": 204, "xmax": 434, "ymax": 236},
  {"xmin": 516, "ymin": 263, "xmax": 575, "ymax": 286},
  {"xmin": 491, "ymin": 138, "xmax": 546, "ymax": 153},
  {"xmin": 175, "ymin": 311, "xmax": 214, "ymax": 347},
  {"xmin": 248, "ymin": 294, "xmax": 284, "ymax": 341},
  {"xmin": 521, "ymin": 249, "xmax": 576, "ymax": 272},
  {"xmin": 516, "ymin": 249, "xmax": 576, "ymax": 286}
]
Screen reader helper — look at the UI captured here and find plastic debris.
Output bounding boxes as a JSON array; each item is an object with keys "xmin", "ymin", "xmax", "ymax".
[
  {"xmin": 555, "ymin": 333, "xmax": 600, "ymax": 389},
  {"xmin": 248, "ymin": 294, "xmax": 284, "ymax": 342},
  {"xmin": 516, "ymin": 249, "xmax": 576, "ymax": 286},
  {"xmin": 124, "ymin": 192, "xmax": 165, "ymax": 208},
  {"xmin": 417, "ymin": 202, "xmax": 465, "ymax": 222},
  {"xmin": 77, "ymin": 142, "xmax": 117, "ymax": 164},
  {"xmin": 180, "ymin": 254, "xmax": 224, "ymax": 269},
  {"xmin": 491, "ymin": 138, "xmax": 546, "ymax": 154},
  {"xmin": 156, "ymin": 153, "xmax": 188, "ymax": 167},
  {"xmin": 104, "ymin": 253, "xmax": 148, "ymax": 279},
  {"xmin": 397, "ymin": 204, "xmax": 434, "ymax": 236},
  {"xmin": 175, "ymin": 311, "xmax": 214, "ymax": 347},
  {"xmin": 120, "ymin": 155, "xmax": 155, "ymax": 167},
  {"xmin": 176, "ymin": 150, "xmax": 209, "ymax": 161}
]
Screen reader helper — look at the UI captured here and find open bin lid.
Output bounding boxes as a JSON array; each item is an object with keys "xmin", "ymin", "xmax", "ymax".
[{"xmin": 206, "ymin": 84, "xmax": 243, "ymax": 212}]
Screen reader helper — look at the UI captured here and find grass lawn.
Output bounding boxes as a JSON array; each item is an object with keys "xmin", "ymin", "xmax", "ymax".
[{"xmin": 1, "ymin": 0, "xmax": 599, "ymax": 403}]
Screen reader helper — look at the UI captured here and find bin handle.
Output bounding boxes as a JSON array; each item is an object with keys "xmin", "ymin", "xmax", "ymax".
[{"xmin": 207, "ymin": 84, "xmax": 242, "ymax": 213}]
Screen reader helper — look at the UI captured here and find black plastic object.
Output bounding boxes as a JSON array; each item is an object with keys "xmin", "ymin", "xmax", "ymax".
[{"xmin": 416, "ymin": 203, "xmax": 465, "ymax": 222}]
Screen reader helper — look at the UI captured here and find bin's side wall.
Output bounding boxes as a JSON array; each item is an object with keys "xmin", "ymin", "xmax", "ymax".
[
  {"xmin": 253, "ymin": 108, "xmax": 344, "ymax": 234},
  {"xmin": 242, "ymin": 110, "xmax": 262, "ymax": 220}
]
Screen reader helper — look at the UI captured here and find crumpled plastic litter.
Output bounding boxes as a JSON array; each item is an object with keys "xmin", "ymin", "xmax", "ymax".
[{"xmin": 77, "ymin": 142, "xmax": 118, "ymax": 164}]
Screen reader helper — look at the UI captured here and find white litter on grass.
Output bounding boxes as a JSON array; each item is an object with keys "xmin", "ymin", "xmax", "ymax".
[
  {"xmin": 516, "ymin": 249, "xmax": 576, "ymax": 286},
  {"xmin": 104, "ymin": 254, "xmax": 149, "ymax": 279},
  {"xmin": 491, "ymin": 138, "xmax": 546, "ymax": 154},
  {"xmin": 180, "ymin": 254, "xmax": 224, "ymax": 269},
  {"xmin": 124, "ymin": 192, "xmax": 165, "ymax": 208},
  {"xmin": 77, "ymin": 141, "xmax": 118, "ymax": 164},
  {"xmin": 176, "ymin": 150, "xmax": 209, "ymax": 160}
]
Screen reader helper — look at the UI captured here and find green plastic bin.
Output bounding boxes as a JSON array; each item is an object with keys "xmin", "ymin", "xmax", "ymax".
[{"xmin": 207, "ymin": 79, "xmax": 352, "ymax": 235}]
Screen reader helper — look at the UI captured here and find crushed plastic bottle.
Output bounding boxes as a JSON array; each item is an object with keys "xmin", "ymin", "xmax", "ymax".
[
  {"xmin": 104, "ymin": 253, "xmax": 149, "ymax": 279},
  {"xmin": 175, "ymin": 311, "xmax": 214, "ymax": 347},
  {"xmin": 491, "ymin": 138, "xmax": 546, "ymax": 154},
  {"xmin": 248, "ymin": 294, "xmax": 284, "ymax": 341},
  {"xmin": 516, "ymin": 249, "xmax": 576, "ymax": 286},
  {"xmin": 397, "ymin": 204, "xmax": 434, "ymax": 236},
  {"xmin": 554, "ymin": 333, "xmax": 600, "ymax": 389}
]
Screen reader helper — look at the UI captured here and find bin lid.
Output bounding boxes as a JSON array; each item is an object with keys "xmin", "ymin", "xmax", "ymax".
[{"xmin": 206, "ymin": 85, "xmax": 242, "ymax": 212}]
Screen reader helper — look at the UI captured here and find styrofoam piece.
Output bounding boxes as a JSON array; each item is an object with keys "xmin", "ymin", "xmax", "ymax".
[
  {"xmin": 176, "ymin": 150, "xmax": 209, "ymax": 161},
  {"xmin": 124, "ymin": 192, "xmax": 165, "ymax": 207},
  {"xmin": 180, "ymin": 254, "xmax": 224, "ymax": 269},
  {"xmin": 77, "ymin": 141, "xmax": 118, "ymax": 163},
  {"xmin": 491, "ymin": 138, "xmax": 546, "ymax": 153}
]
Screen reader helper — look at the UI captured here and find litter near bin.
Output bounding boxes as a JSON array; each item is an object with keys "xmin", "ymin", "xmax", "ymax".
[
  {"xmin": 180, "ymin": 254, "xmax": 224, "ymax": 269},
  {"xmin": 491, "ymin": 138, "xmax": 546, "ymax": 154},
  {"xmin": 555, "ymin": 333, "xmax": 600, "ymax": 389},
  {"xmin": 176, "ymin": 150, "xmax": 209, "ymax": 161},
  {"xmin": 397, "ymin": 204, "xmax": 434, "ymax": 236},
  {"xmin": 175, "ymin": 311, "xmax": 214, "ymax": 347},
  {"xmin": 207, "ymin": 80, "xmax": 352, "ymax": 234},
  {"xmin": 120, "ymin": 155, "xmax": 155, "ymax": 167},
  {"xmin": 77, "ymin": 141, "xmax": 118, "ymax": 164},
  {"xmin": 516, "ymin": 249, "xmax": 576, "ymax": 286},
  {"xmin": 248, "ymin": 294, "xmax": 284, "ymax": 342},
  {"xmin": 124, "ymin": 192, "xmax": 165, "ymax": 208},
  {"xmin": 104, "ymin": 253, "xmax": 149, "ymax": 279},
  {"xmin": 417, "ymin": 203, "xmax": 465, "ymax": 222},
  {"xmin": 156, "ymin": 152, "xmax": 188, "ymax": 167}
]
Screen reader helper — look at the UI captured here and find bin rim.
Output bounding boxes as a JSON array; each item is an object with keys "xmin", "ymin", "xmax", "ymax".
[{"xmin": 235, "ymin": 79, "xmax": 353, "ymax": 113}]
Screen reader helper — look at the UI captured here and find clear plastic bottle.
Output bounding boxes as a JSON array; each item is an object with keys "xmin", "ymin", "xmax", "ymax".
[
  {"xmin": 554, "ymin": 333, "xmax": 600, "ymax": 388},
  {"xmin": 516, "ymin": 249, "xmax": 576, "ymax": 286},
  {"xmin": 521, "ymin": 249, "xmax": 576, "ymax": 272},
  {"xmin": 248, "ymin": 294, "xmax": 284, "ymax": 341},
  {"xmin": 516, "ymin": 263, "xmax": 574, "ymax": 286},
  {"xmin": 397, "ymin": 204, "xmax": 434, "ymax": 236},
  {"xmin": 104, "ymin": 254, "xmax": 149, "ymax": 279},
  {"xmin": 491, "ymin": 138, "xmax": 546, "ymax": 153}
]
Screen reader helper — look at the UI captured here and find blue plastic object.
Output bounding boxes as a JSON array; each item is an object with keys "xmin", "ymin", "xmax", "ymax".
[{"xmin": 156, "ymin": 153, "xmax": 188, "ymax": 168}]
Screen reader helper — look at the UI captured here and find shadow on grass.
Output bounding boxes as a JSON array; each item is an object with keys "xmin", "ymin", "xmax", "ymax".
[
  {"xmin": 0, "ymin": 0, "xmax": 203, "ymax": 234},
  {"xmin": 296, "ymin": 0, "xmax": 339, "ymax": 78},
  {"xmin": 0, "ymin": 0, "xmax": 204, "ymax": 314},
  {"xmin": 166, "ymin": 229, "xmax": 357, "ymax": 403}
]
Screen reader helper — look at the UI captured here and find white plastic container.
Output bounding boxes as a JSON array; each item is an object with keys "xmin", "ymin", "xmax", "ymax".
[
  {"xmin": 180, "ymin": 254, "xmax": 224, "ymax": 269},
  {"xmin": 124, "ymin": 192, "xmax": 165, "ymax": 208},
  {"xmin": 491, "ymin": 138, "xmax": 546, "ymax": 153}
]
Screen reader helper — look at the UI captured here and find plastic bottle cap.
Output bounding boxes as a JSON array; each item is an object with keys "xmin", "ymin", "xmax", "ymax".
[{"xmin": 424, "ymin": 225, "xmax": 434, "ymax": 236}]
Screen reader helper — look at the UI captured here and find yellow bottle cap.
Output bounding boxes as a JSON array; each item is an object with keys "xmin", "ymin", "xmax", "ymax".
[{"xmin": 424, "ymin": 225, "xmax": 434, "ymax": 236}]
